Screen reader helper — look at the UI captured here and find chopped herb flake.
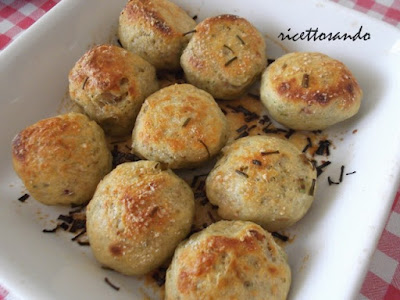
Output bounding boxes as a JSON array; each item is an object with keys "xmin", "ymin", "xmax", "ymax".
[
  {"xmin": 263, "ymin": 127, "xmax": 288, "ymax": 134},
  {"xmin": 328, "ymin": 176, "xmax": 339, "ymax": 185},
  {"xmin": 302, "ymin": 74, "xmax": 310, "ymax": 88},
  {"xmin": 236, "ymin": 35, "xmax": 245, "ymax": 45},
  {"xmin": 346, "ymin": 171, "xmax": 356, "ymax": 175},
  {"xmin": 70, "ymin": 219, "xmax": 86, "ymax": 233},
  {"xmin": 262, "ymin": 122, "xmax": 272, "ymax": 131},
  {"xmin": 302, "ymin": 137, "xmax": 312, "ymax": 153},
  {"xmin": 339, "ymin": 165, "xmax": 345, "ymax": 182},
  {"xmin": 223, "ymin": 44, "xmax": 234, "ymax": 53},
  {"xmin": 182, "ymin": 117, "xmax": 191, "ymax": 127},
  {"xmin": 42, "ymin": 226, "xmax": 58, "ymax": 233},
  {"xmin": 261, "ymin": 150, "xmax": 280, "ymax": 156},
  {"xmin": 235, "ymin": 170, "xmax": 249, "ymax": 178},
  {"xmin": 78, "ymin": 241, "xmax": 90, "ymax": 246},
  {"xmin": 235, "ymin": 131, "xmax": 249, "ymax": 140},
  {"xmin": 82, "ymin": 77, "xmax": 89, "ymax": 90},
  {"xmin": 248, "ymin": 124, "xmax": 257, "ymax": 131},
  {"xmin": 18, "ymin": 193, "xmax": 29, "ymax": 202},
  {"xmin": 258, "ymin": 115, "xmax": 270, "ymax": 125},
  {"xmin": 316, "ymin": 161, "xmax": 331, "ymax": 177},
  {"xmin": 104, "ymin": 277, "xmax": 120, "ymax": 291},
  {"xmin": 272, "ymin": 232, "xmax": 289, "ymax": 242},
  {"xmin": 252, "ymin": 160, "xmax": 262, "ymax": 166},
  {"xmin": 71, "ymin": 229, "xmax": 86, "ymax": 241},
  {"xmin": 198, "ymin": 139, "xmax": 211, "ymax": 159},
  {"xmin": 57, "ymin": 214, "xmax": 73, "ymax": 224},
  {"xmin": 236, "ymin": 124, "xmax": 248, "ymax": 133},
  {"xmin": 309, "ymin": 179, "xmax": 316, "ymax": 195},
  {"xmin": 182, "ymin": 29, "xmax": 196, "ymax": 36},
  {"xmin": 315, "ymin": 140, "xmax": 331, "ymax": 156},
  {"xmin": 59, "ymin": 222, "xmax": 69, "ymax": 231},
  {"xmin": 225, "ymin": 56, "xmax": 237, "ymax": 66}
]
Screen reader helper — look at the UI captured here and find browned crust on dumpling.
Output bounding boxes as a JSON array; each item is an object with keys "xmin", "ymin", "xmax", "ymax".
[
  {"xmin": 165, "ymin": 221, "xmax": 291, "ymax": 300},
  {"xmin": 69, "ymin": 44, "xmax": 158, "ymax": 136},
  {"xmin": 132, "ymin": 84, "xmax": 228, "ymax": 168},
  {"xmin": 12, "ymin": 113, "xmax": 112, "ymax": 205},
  {"xmin": 122, "ymin": 0, "xmax": 175, "ymax": 36},
  {"xmin": 86, "ymin": 161, "xmax": 195, "ymax": 275},
  {"xmin": 181, "ymin": 14, "xmax": 267, "ymax": 100},
  {"xmin": 270, "ymin": 52, "xmax": 360, "ymax": 108},
  {"xmin": 260, "ymin": 52, "xmax": 362, "ymax": 130},
  {"xmin": 118, "ymin": 0, "xmax": 196, "ymax": 70},
  {"xmin": 205, "ymin": 135, "xmax": 317, "ymax": 231}
]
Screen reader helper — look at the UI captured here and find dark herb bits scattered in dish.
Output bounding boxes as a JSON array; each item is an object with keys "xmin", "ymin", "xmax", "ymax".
[{"xmin": 17, "ymin": 193, "xmax": 29, "ymax": 202}]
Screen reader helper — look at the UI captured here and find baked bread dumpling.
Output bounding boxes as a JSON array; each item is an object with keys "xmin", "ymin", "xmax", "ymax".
[
  {"xmin": 260, "ymin": 52, "xmax": 362, "ymax": 130},
  {"xmin": 69, "ymin": 44, "xmax": 158, "ymax": 136},
  {"xmin": 86, "ymin": 161, "xmax": 195, "ymax": 275},
  {"xmin": 11, "ymin": 113, "xmax": 112, "ymax": 206},
  {"xmin": 181, "ymin": 14, "xmax": 267, "ymax": 100},
  {"xmin": 165, "ymin": 220, "xmax": 291, "ymax": 300},
  {"xmin": 118, "ymin": 0, "xmax": 196, "ymax": 70},
  {"xmin": 206, "ymin": 135, "xmax": 317, "ymax": 231},
  {"xmin": 132, "ymin": 84, "xmax": 228, "ymax": 169}
]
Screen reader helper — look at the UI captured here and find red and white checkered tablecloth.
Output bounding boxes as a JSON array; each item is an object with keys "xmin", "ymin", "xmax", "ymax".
[
  {"xmin": 0, "ymin": 1, "xmax": 399, "ymax": 300},
  {"xmin": 0, "ymin": 0, "xmax": 58, "ymax": 49}
]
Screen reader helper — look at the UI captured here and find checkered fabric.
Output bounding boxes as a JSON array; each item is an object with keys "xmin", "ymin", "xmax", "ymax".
[
  {"xmin": 332, "ymin": 0, "xmax": 400, "ymax": 27},
  {"xmin": 359, "ymin": 190, "xmax": 400, "ymax": 300},
  {"xmin": 0, "ymin": 1, "xmax": 400, "ymax": 300},
  {"xmin": 0, "ymin": 0, "xmax": 59, "ymax": 50}
]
